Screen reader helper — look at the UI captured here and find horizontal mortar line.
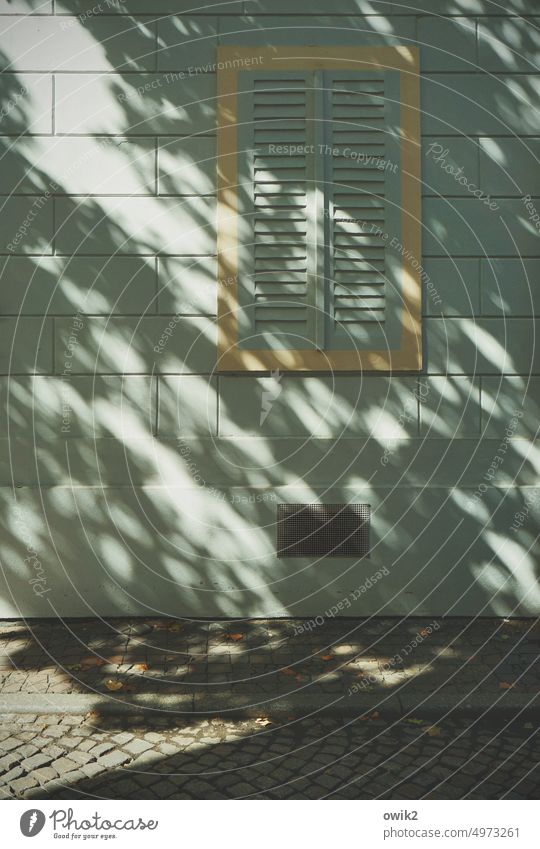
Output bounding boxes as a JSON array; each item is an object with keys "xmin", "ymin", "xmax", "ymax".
[
  {"xmin": 0, "ymin": 133, "xmax": 217, "ymax": 139},
  {"xmin": 1, "ymin": 193, "xmax": 214, "ymax": 198},
  {"xmin": 3, "ymin": 312, "xmax": 538, "ymax": 320},
  {"xmin": 13, "ymin": 10, "xmax": 537, "ymax": 15},
  {"xmin": 3, "ymin": 433, "xmax": 536, "ymax": 441},
  {"xmin": 5, "ymin": 69, "xmax": 540, "ymax": 76},
  {"xmin": 0, "ymin": 253, "xmax": 217, "ymax": 258},
  {"xmin": 3, "ymin": 254, "xmax": 539, "ymax": 260},
  {"xmin": 0, "ymin": 133, "xmax": 218, "ymax": 139},
  {"xmin": 424, "ymin": 315, "xmax": 540, "ymax": 319},
  {"xmin": 9, "ymin": 370, "xmax": 533, "ymax": 377},
  {"xmin": 0, "ymin": 313, "xmax": 211, "ymax": 318},
  {"xmin": 2, "ymin": 485, "xmax": 538, "ymax": 492},
  {"xmin": 422, "ymin": 194, "xmax": 540, "ymax": 199},
  {"xmin": 0, "ymin": 133, "xmax": 532, "ymax": 141},
  {"xmin": 423, "ymin": 255, "xmax": 540, "ymax": 259},
  {"xmin": 1, "ymin": 69, "xmax": 217, "ymax": 75},
  {"xmin": 3, "ymin": 193, "xmax": 538, "ymax": 200}
]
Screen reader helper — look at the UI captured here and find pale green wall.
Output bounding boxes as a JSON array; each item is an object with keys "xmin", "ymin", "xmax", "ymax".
[{"xmin": 0, "ymin": 0, "xmax": 539, "ymax": 618}]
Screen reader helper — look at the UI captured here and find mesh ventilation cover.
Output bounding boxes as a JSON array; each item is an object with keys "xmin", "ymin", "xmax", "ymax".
[{"xmin": 277, "ymin": 503, "xmax": 370, "ymax": 558}]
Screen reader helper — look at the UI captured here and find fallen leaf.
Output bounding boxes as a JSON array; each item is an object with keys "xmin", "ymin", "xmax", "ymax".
[
  {"xmin": 370, "ymin": 711, "xmax": 380, "ymax": 720},
  {"xmin": 286, "ymin": 715, "xmax": 297, "ymax": 721},
  {"xmin": 321, "ymin": 654, "xmax": 334, "ymax": 661},
  {"xmin": 104, "ymin": 679, "xmax": 124, "ymax": 691},
  {"xmin": 168, "ymin": 622, "xmax": 184, "ymax": 632},
  {"xmin": 66, "ymin": 664, "xmax": 81, "ymax": 672},
  {"xmin": 80, "ymin": 657, "xmax": 107, "ymax": 669},
  {"xmin": 134, "ymin": 663, "xmax": 149, "ymax": 672},
  {"xmin": 281, "ymin": 667, "xmax": 295, "ymax": 676},
  {"xmin": 405, "ymin": 718, "xmax": 424, "ymax": 725},
  {"xmin": 425, "ymin": 725, "xmax": 442, "ymax": 737},
  {"xmin": 419, "ymin": 628, "xmax": 429, "ymax": 637},
  {"xmin": 499, "ymin": 681, "xmax": 515, "ymax": 690},
  {"xmin": 255, "ymin": 717, "xmax": 272, "ymax": 727},
  {"xmin": 225, "ymin": 633, "xmax": 244, "ymax": 641}
]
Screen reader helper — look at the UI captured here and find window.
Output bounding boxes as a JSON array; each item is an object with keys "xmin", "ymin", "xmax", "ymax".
[{"xmin": 217, "ymin": 46, "xmax": 421, "ymax": 372}]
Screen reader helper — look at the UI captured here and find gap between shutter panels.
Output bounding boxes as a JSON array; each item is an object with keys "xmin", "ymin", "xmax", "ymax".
[{"xmin": 251, "ymin": 71, "xmax": 390, "ymax": 351}]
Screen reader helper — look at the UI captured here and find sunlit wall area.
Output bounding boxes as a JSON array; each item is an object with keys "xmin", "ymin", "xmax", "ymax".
[{"xmin": 0, "ymin": 0, "xmax": 539, "ymax": 618}]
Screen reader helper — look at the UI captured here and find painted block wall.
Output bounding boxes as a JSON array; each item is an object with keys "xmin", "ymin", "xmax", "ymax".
[{"xmin": 0, "ymin": 0, "xmax": 539, "ymax": 618}]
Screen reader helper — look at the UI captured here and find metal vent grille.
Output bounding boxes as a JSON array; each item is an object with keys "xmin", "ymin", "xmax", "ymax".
[{"xmin": 277, "ymin": 503, "xmax": 370, "ymax": 558}]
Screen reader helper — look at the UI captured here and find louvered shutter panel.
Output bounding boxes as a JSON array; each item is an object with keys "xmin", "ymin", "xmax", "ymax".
[
  {"xmin": 236, "ymin": 72, "xmax": 319, "ymax": 351},
  {"xmin": 235, "ymin": 69, "xmax": 405, "ymax": 354},
  {"xmin": 325, "ymin": 70, "xmax": 404, "ymax": 352}
]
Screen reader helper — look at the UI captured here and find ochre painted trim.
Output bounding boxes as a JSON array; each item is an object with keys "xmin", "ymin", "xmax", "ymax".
[{"xmin": 216, "ymin": 46, "xmax": 422, "ymax": 372}]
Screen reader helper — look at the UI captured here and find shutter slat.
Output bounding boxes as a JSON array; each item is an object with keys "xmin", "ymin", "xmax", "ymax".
[
  {"xmin": 252, "ymin": 76, "xmax": 310, "ymax": 335},
  {"xmin": 328, "ymin": 71, "xmax": 401, "ymax": 333}
]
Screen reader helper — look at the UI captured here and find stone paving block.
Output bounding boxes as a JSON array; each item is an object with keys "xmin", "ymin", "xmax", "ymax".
[
  {"xmin": 123, "ymin": 738, "xmax": 154, "ymax": 756},
  {"xmin": 34, "ymin": 766, "xmax": 60, "ymax": 783},
  {"xmin": 61, "ymin": 736, "xmax": 84, "ymax": 750},
  {"xmin": 90, "ymin": 742, "xmax": 116, "ymax": 757},
  {"xmin": 112, "ymin": 732, "xmax": 134, "ymax": 745},
  {"xmin": 11, "ymin": 775, "xmax": 38, "ymax": 794},
  {"xmin": 51, "ymin": 756, "xmax": 82, "ymax": 776},
  {"xmin": 67, "ymin": 750, "xmax": 95, "ymax": 766},
  {"xmin": 98, "ymin": 751, "xmax": 132, "ymax": 769},
  {"xmin": 2, "ymin": 765, "xmax": 24, "ymax": 783},
  {"xmin": 20, "ymin": 752, "xmax": 53, "ymax": 771}
]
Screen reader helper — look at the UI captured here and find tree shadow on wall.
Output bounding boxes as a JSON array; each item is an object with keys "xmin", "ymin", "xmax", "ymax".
[{"xmin": 0, "ymin": 6, "xmax": 539, "ymax": 631}]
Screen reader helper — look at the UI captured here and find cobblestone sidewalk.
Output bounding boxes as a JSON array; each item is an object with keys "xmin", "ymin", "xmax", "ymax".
[
  {"xmin": 0, "ymin": 617, "xmax": 538, "ymax": 711},
  {"xmin": 0, "ymin": 712, "xmax": 537, "ymax": 800}
]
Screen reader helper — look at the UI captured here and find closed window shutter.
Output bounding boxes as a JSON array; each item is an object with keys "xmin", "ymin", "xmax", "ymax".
[
  {"xmin": 325, "ymin": 70, "xmax": 404, "ymax": 353},
  {"xmin": 217, "ymin": 47, "xmax": 421, "ymax": 371},
  {"xmin": 237, "ymin": 72, "xmax": 320, "ymax": 351}
]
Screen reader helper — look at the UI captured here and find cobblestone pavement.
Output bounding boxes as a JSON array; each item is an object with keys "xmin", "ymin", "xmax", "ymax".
[
  {"xmin": 0, "ymin": 712, "xmax": 538, "ymax": 800},
  {"xmin": 0, "ymin": 617, "xmax": 538, "ymax": 704}
]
